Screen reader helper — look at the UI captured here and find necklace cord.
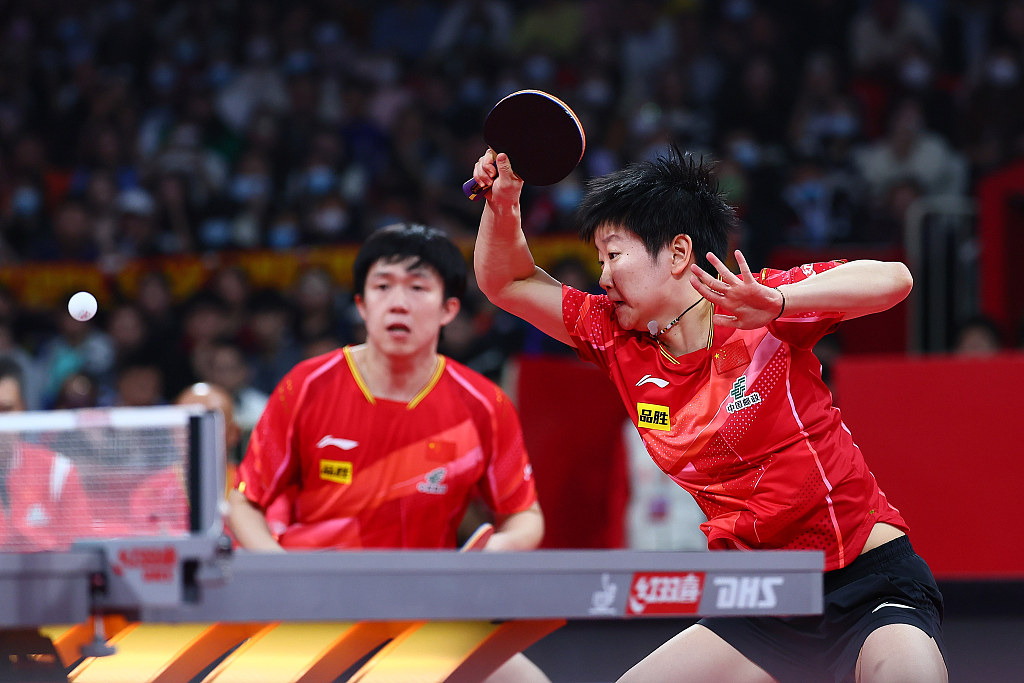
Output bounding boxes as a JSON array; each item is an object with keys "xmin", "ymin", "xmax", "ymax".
[{"xmin": 651, "ymin": 297, "xmax": 704, "ymax": 337}]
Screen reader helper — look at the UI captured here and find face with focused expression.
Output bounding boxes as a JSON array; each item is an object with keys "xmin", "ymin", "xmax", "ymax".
[
  {"xmin": 594, "ymin": 224, "xmax": 682, "ymax": 332},
  {"xmin": 355, "ymin": 257, "xmax": 460, "ymax": 357}
]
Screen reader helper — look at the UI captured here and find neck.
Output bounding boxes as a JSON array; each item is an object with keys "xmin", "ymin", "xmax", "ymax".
[
  {"xmin": 654, "ymin": 299, "xmax": 713, "ymax": 356},
  {"xmin": 351, "ymin": 343, "xmax": 440, "ymax": 402}
]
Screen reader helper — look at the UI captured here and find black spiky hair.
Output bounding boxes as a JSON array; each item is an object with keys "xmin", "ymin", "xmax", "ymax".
[
  {"xmin": 353, "ymin": 223, "xmax": 467, "ymax": 300},
  {"xmin": 576, "ymin": 146, "xmax": 736, "ymax": 272}
]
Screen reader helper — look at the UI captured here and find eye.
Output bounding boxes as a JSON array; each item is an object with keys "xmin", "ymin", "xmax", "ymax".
[{"xmin": 607, "ymin": 252, "xmax": 620, "ymax": 260}]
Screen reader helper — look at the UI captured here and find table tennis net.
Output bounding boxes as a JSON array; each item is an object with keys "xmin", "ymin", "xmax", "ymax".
[{"xmin": 0, "ymin": 406, "xmax": 223, "ymax": 552}]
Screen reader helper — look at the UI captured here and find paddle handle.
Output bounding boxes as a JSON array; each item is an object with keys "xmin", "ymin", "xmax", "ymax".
[
  {"xmin": 463, "ymin": 149, "xmax": 498, "ymax": 201},
  {"xmin": 463, "ymin": 177, "xmax": 490, "ymax": 201}
]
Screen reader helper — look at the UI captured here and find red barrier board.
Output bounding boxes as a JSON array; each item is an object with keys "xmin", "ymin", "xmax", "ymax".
[
  {"xmin": 515, "ymin": 355, "xmax": 630, "ymax": 549},
  {"xmin": 833, "ymin": 353, "xmax": 1024, "ymax": 578}
]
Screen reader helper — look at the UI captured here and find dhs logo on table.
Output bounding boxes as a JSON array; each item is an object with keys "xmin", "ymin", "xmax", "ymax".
[
  {"xmin": 713, "ymin": 576, "xmax": 784, "ymax": 610},
  {"xmin": 626, "ymin": 572, "xmax": 705, "ymax": 615}
]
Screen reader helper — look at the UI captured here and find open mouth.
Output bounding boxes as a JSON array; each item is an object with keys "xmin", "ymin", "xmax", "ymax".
[{"xmin": 386, "ymin": 323, "xmax": 411, "ymax": 334}]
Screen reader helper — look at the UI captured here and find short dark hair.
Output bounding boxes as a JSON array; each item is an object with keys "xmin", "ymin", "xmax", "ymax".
[
  {"xmin": 0, "ymin": 357, "xmax": 23, "ymax": 387},
  {"xmin": 353, "ymin": 223, "xmax": 467, "ymax": 300},
  {"xmin": 576, "ymin": 146, "xmax": 736, "ymax": 272}
]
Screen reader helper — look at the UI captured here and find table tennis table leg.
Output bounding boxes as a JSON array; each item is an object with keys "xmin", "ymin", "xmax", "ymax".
[
  {"xmin": 68, "ymin": 622, "xmax": 263, "ymax": 683},
  {"xmin": 347, "ymin": 619, "xmax": 565, "ymax": 683},
  {"xmin": 200, "ymin": 621, "xmax": 412, "ymax": 683},
  {"xmin": 40, "ymin": 615, "xmax": 130, "ymax": 669}
]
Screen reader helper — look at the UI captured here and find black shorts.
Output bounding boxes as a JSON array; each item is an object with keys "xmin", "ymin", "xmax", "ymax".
[{"xmin": 698, "ymin": 536, "xmax": 946, "ymax": 683}]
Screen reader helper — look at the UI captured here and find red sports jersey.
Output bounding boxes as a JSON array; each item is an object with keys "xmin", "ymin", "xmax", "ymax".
[
  {"xmin": 0, "ymin": 443, "xmax": 93, "ymax": 552},
  {"xmin": 129, "ymin": 466, "xmax": 189, "ymax": 535},
  {"xmin": 563, "ymin": 261, "xmax": 907, "ymax": 571},
  {"xmin": 237, "ymin": 347, "xmax": 538, "ymax": 550}
]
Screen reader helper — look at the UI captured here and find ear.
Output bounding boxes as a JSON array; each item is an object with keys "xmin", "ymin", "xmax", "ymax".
[
  {"xmin": 353, "ymin": 293, "xmax": 367, "ymax": 323},
  {"xmin": 669, "ymin": 234, "xmax": 694, "ymax": 277},
  {"xmin": 440, "ymin": 297, "xmax": 461, "ymax": 327}
]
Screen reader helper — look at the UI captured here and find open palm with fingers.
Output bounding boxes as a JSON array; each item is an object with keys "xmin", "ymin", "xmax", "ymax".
[{"xmin": 689, "ymin": 250, "xmax": 784, "ymax": 330}]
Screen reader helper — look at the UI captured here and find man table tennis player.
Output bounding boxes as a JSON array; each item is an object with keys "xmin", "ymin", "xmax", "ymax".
[
  {"xmin": 228, "ymin": 223, "xmax": 550, "ymax": 683},
  {"xmin": 470, "ymin": 148, "xmax": 947, "ymax": 682},
  {"xmin": 0, "ymin": 358, "xmax": 93, "ymax": 551}
]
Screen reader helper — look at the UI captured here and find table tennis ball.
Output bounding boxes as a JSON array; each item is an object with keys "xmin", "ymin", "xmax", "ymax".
[{"xmin": 68, "ymin": 291, "xmax": 98, "ymax": 321}]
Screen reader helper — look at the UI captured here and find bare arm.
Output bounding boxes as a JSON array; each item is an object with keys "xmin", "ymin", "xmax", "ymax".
[
  {"xmin": 473, "ymin": 152, "xmax": 573, "ymax": 346},
  {"xmin": 484, "ymin": 501, "xmax": 545, "ymax": 551},
  {"xmin": 690, "ymin": 250, "xmax": 913, "ymax": 329},
  {"xmin": 226, "ymin": 488, "xmax": 286, "ymax": 553}
]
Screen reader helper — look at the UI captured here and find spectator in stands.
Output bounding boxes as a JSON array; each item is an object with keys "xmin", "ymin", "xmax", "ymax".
[
  {"xmin": 35, "ymin": 301, "xmax": 114, "ymax": 409},
  {"xmin": 208, "ymin": 266, "xmax": 253, "ymax": 344},
  {"xmin": 178, "ymin": 290, "xmax": 232, "ymax": 390},
  {"xmin": 0, "ymin": 358, "xmax": 93, "ymax": 551},
  {"xmin": 128, "ymin": 382, "xmax": 242, "ymax": 535},
  {"xmin": 849, "ymin": 0, "xmax": 940, "ymax": 77},
  {"xmin": 204, "ymin": 339, "xmax": 270, "ymax": 443},
  {"xmin": 953, "ymin": 315, "xmax": 1004, "ymax": 356},
  {"xmin": 35, "ymin": 201, "xmax": 99, "ymax": 262},
  {"xmin": 115, "ymin": 188, "xmax": 165, "ymax": 259},
  {"xmin": 244, "ymin": 288, "xmax": 302, "ymax": 395},
  {"xmin": 103, "ymin": 302, "xmax": 155, "ymax": 389},
  {"xmin": 958, "ymin": 44, "xmax": 1024, "ymax": 174},
  {"xmin": 112, "ymin": 352, "xmax": 166, "ymax": 407},
  {"xmin": 0, "ymin": 318, "xmax": 40, "ymax": 411},
  {"xmin": 853, "ymin": 97, "xmax": 967, "ymax": 201},
  {"xmin": 53, "ymin": 371, "xmax": 100, "ymax": 410},
  {"xmin": 291, "ymin": 267, "xmax": 346, "ymax": 346}
]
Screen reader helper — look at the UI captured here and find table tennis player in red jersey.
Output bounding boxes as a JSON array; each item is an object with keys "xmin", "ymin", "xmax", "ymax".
[
  {"xmin": 228, "ymin": 223, "xmax": 550, "ymax": 683},
  {"xmin": 0, "ymin": 358, "xmax": 93, "ymax": 551},
  {"xmin": 470, "ymin": 147, "xmax": 947, "ymax": 683}
]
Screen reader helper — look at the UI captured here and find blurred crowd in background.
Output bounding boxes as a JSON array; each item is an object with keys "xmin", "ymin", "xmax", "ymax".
[{"xmin": 0, "ymin": 0, "xmax": 1021, "ymax": 447}]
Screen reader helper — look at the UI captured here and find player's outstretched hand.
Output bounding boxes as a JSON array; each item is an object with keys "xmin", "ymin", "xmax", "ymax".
[
  {"xmin": 690, "ymin": 250, "xmax": 785, "ymax": 330},
  {"xmin": 473, "ymin": 151, "xmax": 524, "ymax": 206}
]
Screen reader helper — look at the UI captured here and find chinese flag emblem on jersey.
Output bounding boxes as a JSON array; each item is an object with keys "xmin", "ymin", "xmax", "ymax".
[{"xmin": 713, "ymin": 340, "xmax": 750, "ymax": 374}]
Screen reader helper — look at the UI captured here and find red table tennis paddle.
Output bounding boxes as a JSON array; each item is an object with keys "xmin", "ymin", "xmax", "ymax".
[
  {"xmin": 459, "ymin": 522, "xmax": 495, "ymax": 552},
  {"xmin": 463, "ymin": 89, "xmax": 586, "ymax": 201}
]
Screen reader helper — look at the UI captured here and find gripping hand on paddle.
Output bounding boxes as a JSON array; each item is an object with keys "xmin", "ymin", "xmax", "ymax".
[
  {"xmin": 690, "ymin": 250, "xmax": 785, "ymax": 330},
  {"xmin": 473, "ymin": 151, "xmax": 523, "ymax": 207}
]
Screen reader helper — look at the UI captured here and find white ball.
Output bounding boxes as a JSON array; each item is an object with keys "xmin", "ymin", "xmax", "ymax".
[{"xmin": 68, "ymin": 291, "xmax": 98, "ymax": 321}]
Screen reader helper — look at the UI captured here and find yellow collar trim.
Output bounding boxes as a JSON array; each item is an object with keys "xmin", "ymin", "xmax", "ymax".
[
  {"xmin": 407, "ymin": 356, "xmax": 445, "ymax": 409},
  {"xmin": 343, "ymin": 346, "xmax": 445, "ymax": 409},
  {"xmin": 343, "ymin": 346, "xmax": 376, "ymax": 406}
]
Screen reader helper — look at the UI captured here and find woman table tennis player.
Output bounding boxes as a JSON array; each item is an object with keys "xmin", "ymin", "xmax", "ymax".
[{"xmin": 470, "ymin": 145, "xmax": 947, "ymax": 682}]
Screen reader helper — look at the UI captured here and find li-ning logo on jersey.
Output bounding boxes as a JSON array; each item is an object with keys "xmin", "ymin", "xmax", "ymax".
[
  {"xmin": 725, "ymin": 375, "xmax": 762, "ymax": 414},
  {"xmin": 417, "ymin": 467, "xmax": 449, "ymax": 494},
  {"xmin": 637, "ymin": 402, "xmax": 671, "ymax": 431},
  {"xmin": 317, "ymin": 435, "xmax": 359, "ymax": 451},
  {"xmin": 635, "ymin": 374, "xmax": 670, "ymax": 388}
]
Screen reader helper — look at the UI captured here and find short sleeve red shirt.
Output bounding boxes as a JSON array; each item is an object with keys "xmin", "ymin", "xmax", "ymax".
[
  {"xmin": 562, "ymin": 261, "xmax": 907, "ymax": 571},
  {"xmin": 0, "ymin": 443, "xmax": 93, "ymax": 552},
  {"xmin": 237, "ymin": 347, "xmax": 538, "ymax": 550}
]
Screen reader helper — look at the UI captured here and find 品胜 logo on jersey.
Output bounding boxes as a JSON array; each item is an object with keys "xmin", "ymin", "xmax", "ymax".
[
  {"xmin": 319, "ymin": 459, "xmax": 353, "ymax": 484},
  {"xmin": 417, "ymin": 467, "xmax": 449, "ymax": 494},
  {"xmin": 637, "ymin": 402, "xmax": 671, "ymax": 431},
  {"xmin": 725, "ymin": 375, "xmax": 762, "ymax": 414}
]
